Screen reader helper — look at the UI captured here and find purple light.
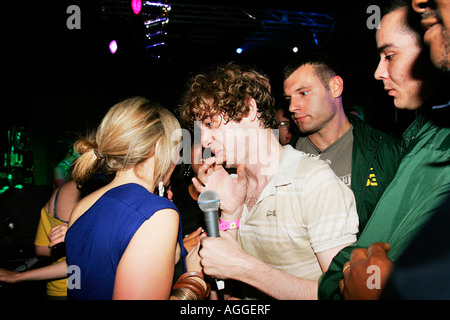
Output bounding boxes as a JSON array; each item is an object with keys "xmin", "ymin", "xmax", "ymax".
[
  {"xmin": 131, "ymin": 0, "xmax": 142, "ymax": 15},
  {"xmin": 145, "ymin": 42, "xmax": 165, "ymax": 49},
  {"xmin": 109, "ymin": 40, "xmax": 118, "ymax": 54}
]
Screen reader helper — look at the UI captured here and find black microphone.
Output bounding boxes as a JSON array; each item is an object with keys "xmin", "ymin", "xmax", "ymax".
[{"xmin": 197, "ymin": 190, "xmax": 224, "ymax": 290}]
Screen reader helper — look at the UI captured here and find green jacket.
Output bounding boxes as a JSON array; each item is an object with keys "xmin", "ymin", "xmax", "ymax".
[
  {"xmin": 349, "ymin": 115, "xmax": 402, "ymax": 234},
  {"xmin": 319, "ymin": 107, "xmax": 450, "ymax": 300}
]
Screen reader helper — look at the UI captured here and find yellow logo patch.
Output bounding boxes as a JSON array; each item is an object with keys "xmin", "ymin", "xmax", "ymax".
[{"xmin": 366, "ymin": 167, "xmax": 378, "ymax": 186}]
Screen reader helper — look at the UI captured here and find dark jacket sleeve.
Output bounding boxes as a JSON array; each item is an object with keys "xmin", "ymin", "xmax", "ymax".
[{"xmin": 349, "ymin": 115, "xmax": 403, "ymax": 233}]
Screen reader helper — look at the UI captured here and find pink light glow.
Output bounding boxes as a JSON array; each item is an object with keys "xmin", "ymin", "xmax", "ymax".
[
  {"xmin": 109, "ymin": 40, "xmax": 118, "ymax": 54},
  {"xmin": 131, "ymin": 0, "xmax": 142, "ymax": 15}
]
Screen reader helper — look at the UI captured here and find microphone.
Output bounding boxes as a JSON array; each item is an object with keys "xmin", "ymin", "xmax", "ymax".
[
  {"xmin": 197, "ymin": 190, "xmax": 225, "ymax": 290},
  {"xmin": 198, "ymin": 190, "xmax": 220, "ymax": 237}
]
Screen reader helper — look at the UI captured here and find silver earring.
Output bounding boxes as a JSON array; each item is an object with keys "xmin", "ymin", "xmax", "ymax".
[{"xmin": 158, "ymin": 181, "xmax": 164, "ymax": 197}]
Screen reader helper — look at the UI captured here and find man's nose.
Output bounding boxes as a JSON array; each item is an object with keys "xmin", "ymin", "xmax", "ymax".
[
  {"xmin": 374, "ymin": 60, "xmax": 388, "ymax": 81},
  {"xmin": 200, "ymin": 126, "xmax": 213, "ymax": 149},
  {"xmin": 288, "ymin": 97, "xmax": 302, "ymax": 114}
]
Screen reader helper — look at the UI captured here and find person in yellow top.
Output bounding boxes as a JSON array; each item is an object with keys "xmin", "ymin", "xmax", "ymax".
[
  {"xmin": 34, "ymin": 180, "xmax": 81, "ymax": 298},
  {"xmin": 0, "ymin": 180, "xmax": 81, "ymax": 299}
]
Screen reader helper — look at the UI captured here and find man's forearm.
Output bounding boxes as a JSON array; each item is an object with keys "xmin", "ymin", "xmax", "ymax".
[
  {"xmin": 234, "ymin": 253, "xmax": 318, "ymax": 300},
  {"xmin": 219, "ymin": 204, "xmax": 244, "ymax": 239}
]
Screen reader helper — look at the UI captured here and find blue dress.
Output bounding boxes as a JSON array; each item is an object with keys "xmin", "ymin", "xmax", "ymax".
[{"xmin": 65, "ymin": 183, "xmax": 187, "ymax": 300}]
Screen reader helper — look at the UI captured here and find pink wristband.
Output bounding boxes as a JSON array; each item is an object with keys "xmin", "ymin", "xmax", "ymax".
[{"xmin": 219, "ymin": 219, "xmax": 240, "ymax": 231}]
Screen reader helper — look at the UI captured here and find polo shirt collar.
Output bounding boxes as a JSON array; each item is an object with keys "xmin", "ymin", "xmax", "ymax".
[{"xmin": 256, "ymin": 145, "xmax": 299, "ymax": 203}]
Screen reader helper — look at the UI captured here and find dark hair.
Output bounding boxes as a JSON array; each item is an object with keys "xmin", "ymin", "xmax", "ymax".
[
  {"xmin": 283, "ymin": 51, "xmax": 342, "ymax": 88},
  {"xmin": 179, "ymin": 62, "xmax": 275, "ymax": 129},
  {"xmin": 383, "ymin": 0, "xmax": 424, "ymax": 43}
]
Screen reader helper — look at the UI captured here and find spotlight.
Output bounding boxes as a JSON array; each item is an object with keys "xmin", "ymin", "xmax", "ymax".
[
  {"xmin": 292, "ymin": 47, "xmax": 299, "ymax": 53},
  {"xmin": 236, "ymin": 47, "xmax": 243, "ymax": 54},
  {"xmin": 109, "ymin": 40, "xmax": 118, "ymax": 54},
  {"xmin": 131, "ymin": 0, "xmax": 142, "ymax": 15},
  {"xmin": 313, "ymin": 33, "xmax": 319, "ymax": 46}
]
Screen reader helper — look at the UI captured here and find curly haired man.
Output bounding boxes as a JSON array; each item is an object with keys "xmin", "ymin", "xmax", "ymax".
[{"xmin": 179, "ymin": 63, "xmax": 359, "ymax": 299}]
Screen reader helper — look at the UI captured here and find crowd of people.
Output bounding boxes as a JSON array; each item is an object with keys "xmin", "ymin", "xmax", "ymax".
[{"xmin": 0, "ymin": 0, "xmax": 448, "ymax": 300}]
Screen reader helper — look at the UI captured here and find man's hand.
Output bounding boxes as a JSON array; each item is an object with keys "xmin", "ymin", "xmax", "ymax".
[
  {"xmin": 199, "ymin": 230, "xmax": 248, "ymax": 280},
  {"xmin": 193, "ymin": 159, "xmax": 247, "ymax": 219},
  {"xmin": 339, "ymin": 242, "xmax": 394, "ymax": 300}
]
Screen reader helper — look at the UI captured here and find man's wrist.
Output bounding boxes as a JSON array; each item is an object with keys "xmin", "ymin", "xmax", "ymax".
[
  {"xmin": 221, "ymin": 205, "xmax": 243, "ymax": 221},
  {"xmin": 219, "ymin": 219, "xmax": 239, "ymax": 231}
]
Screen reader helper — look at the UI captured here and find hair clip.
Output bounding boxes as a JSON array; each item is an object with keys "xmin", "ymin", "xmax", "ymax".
[{"xmin": 94, "ymin": 149, "xmax": 104, "ymax": 160}]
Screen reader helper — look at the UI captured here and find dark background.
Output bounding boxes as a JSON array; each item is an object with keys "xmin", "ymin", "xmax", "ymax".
[
  {"xmin": 0, "ymin": 0, "xmax": 422, "ymax": 300},
  {"xmin": 2, "ymin": 0, "xmax": 415, "ymax": 186}
]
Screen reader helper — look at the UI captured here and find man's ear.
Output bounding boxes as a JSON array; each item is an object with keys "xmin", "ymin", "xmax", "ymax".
[
  {"xmin": 246, "ymin": 98, "xmax": 259, "ymax": 122},
  {"xmin": 329, "ymin": 76, "xmax": 344, "ymax": 98}
]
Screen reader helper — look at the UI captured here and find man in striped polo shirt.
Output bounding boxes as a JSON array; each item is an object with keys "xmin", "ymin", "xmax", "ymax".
[{"xmin": 179, "ymin": 62, "xmax": 359, "ymax": 299}]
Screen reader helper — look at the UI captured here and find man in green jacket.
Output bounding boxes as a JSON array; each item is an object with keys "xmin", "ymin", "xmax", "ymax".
[
  {"xmin": 319, "ymin": 1, "xmax": 449, "ymax": 300},
  {"xmin": 283, "ymin": 53, "xmax": 402, "ymax": 234}
]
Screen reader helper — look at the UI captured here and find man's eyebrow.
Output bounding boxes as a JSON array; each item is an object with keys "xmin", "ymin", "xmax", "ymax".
[
  {"xmin": 284, "ymin": 85, "xmax": 311, "ymax": 98},
  {"xmin": 295, "ymin": 85, "xmax": 311, "ymax": 91},
  {"xmin": 377, "ymin": 43, "xmax": 396, "ymax": 54},
  {"xmin": 194, "ymin": 114, "xmax": 210, "ymax": 122}
]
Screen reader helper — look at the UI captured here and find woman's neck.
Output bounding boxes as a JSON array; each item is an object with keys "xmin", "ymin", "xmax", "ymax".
[{"xmin": 113, "ymin": 168, "xmax": 155, "ymax": 193}]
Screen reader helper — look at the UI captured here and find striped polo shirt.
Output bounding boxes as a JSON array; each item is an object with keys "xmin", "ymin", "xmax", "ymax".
[{"xmin": 238, "ymin": 145, "xmax": 359, "ymax": 286}]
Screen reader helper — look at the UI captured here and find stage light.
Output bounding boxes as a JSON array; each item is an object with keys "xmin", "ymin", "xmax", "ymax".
[
  {"xmin": 131, "ymin": 0, "xmax": 142, "ymax": 15},
  {"xmin": 293, "ymin": 47, "xmax": 299, "ymax": 53},
  {"xmin": 313, "ymin": 33, "xmax": 319, "ymax": 45},
  {"xmin": 236, "ymin": 47, "xmax": 243, "ymax": 54},
  {"xmin": 144, "ymin": 17, "xmax": 168, "ymax": 28},
  {"xmin": 146, "ymin": 42, "xmax": 165, "ymax": 49},
  {"xmin": 141, "ymin": 1, "xmax": 171, "ymax": 16},
  {"xmin": 134, "ymin": 1, "xmax": 172, "ymax": 56},
  {"xmin": 145, "ymin": 30, "xmax": 167, "ymax": 39},
  {"xmin": 109, "ymin": 40, "xmax": 118, "ymax": 54}
]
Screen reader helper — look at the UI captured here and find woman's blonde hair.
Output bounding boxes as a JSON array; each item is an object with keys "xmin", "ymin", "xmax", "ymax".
[{"xmin": 72, "ymin": 96, "xmax": 181, "ymax": 191}]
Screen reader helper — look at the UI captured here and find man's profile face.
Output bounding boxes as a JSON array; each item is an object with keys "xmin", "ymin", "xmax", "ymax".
[
  {"xmin": 413, "ymin": 0, "xmax": 450, "ymax": 71},
  {"xmin": 197, "ymin": 113, "xmax": 252, "ymax": 167},
  {"xmin": 374, "ymin": 9, "xmax": 429, "ymax": 110}
]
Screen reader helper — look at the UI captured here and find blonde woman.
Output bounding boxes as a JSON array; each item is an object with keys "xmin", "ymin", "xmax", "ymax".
[{"xmin": 65, "ymin": 97, "xmax": 208, "ymax": 300}]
